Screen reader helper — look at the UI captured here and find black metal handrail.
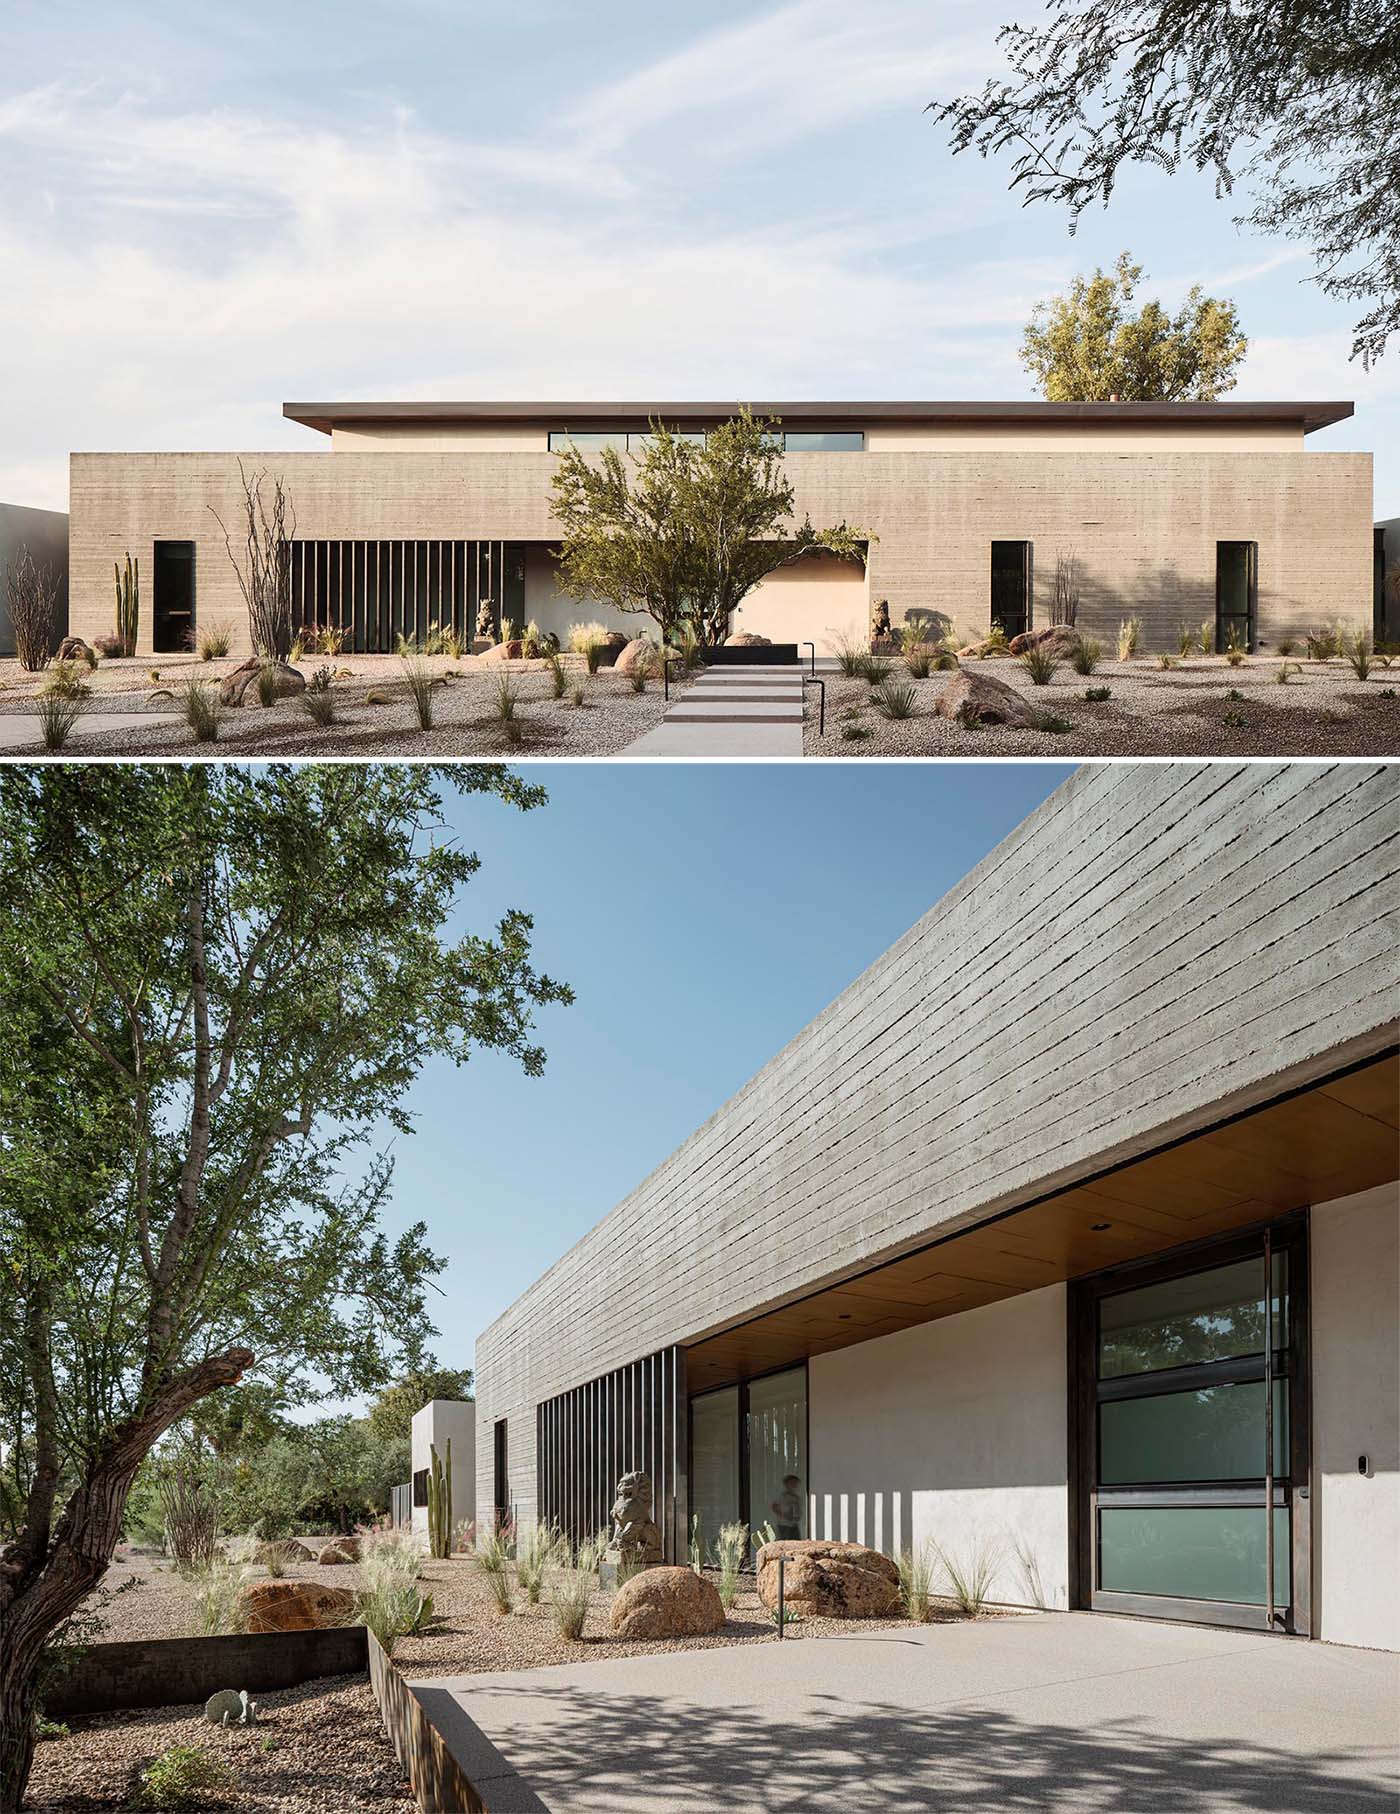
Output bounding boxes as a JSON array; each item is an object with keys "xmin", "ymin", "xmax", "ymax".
[
  {"xmin": 803, "ymin": 673, "xmax": 825, "ymax": 736},
  {"xmin": 800, "ymin": 641, "xmax": 816, "ymax": 677}
]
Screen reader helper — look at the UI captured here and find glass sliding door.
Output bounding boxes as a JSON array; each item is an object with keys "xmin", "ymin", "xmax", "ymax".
[
  {"xmin": 747, "ymin": 1367, "xmax": 807, "ymax": 1541},
  {"xmin": 1073, "ymin": 1219, "xmax": 1309, "ymax": 1633},
  {"xmin": 689, "ymin": 1386, "xmax": 740, "ymax": 1560},
  {"xmin": 689, "ymin": 1365, "xmax": 808, "ymax": 1562}
]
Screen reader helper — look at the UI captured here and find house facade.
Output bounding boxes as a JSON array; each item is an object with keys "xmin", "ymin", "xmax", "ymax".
[
  {"xmin": 67, "ymin": 400, "xmax": 1371, "ymax": 658},
  {"xmin": 473, "ymin": 763, "xmax": 1399, "ymax": 1650},
  {"xmin": 409, "ymin": 1398, "xmax": 476, "ymax": 1543}
]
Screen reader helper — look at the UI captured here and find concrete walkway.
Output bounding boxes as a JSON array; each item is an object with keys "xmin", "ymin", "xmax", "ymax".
[
  {"xmin": 0, "ymin": 711, "xmax": 182, "ymax": 752},
  {"xmin": 620, "ymin": 666, "xmax": 805, "ymax": 757},
  {"xmin": 411, "ymin": 1612, "xmax": 1399, "ymax": 1812}
]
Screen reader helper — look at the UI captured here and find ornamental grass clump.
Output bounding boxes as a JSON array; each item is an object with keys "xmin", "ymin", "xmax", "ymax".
[
  {"xmin": 180, "ymin": 678, "xmax": 221, "ymax": 743},
  {"xmin": 830, "ymin": 632, "xmax": 867, "ymax": 677},
  {"xmin": 548, "ymin": 1532, "xmax": 604, "ymax": 1641},
  {"xmin": 475, "ymin": 1523, "xmax": 514, "ymax": 1615},
  {"xmin": 1116, "ymin": 616, "xmax": 1142, "ymax": 661},
  {"xmin": 545, "ymin": 651, "xmax": 567, "ymax": 698},
  {"xmin": 873, "ymin": 678, "xmax": 917, "ymax": 720},
  {"xmin": 196, "ymin": 621, "xmax": 233, "ymax": 661},
  {"xmin": 931, "ymin": 1536, "xmax": 1002, "ymax": 1615},
  {"xmin": 1069, "ymin": 636, "xmax": 1102, "ymax": 676},
  {"xmin": 39, "ymin": 660, "xmax": 89, "ymax": 700},
  {"xmin": 402, "ymin": 656, "xmax": 437, "ymax": 731},
  {"xmin": 903, "ymin": 641, "xmax": 934, "ymax": 678},
  {"xmin": 896, "ymin": 1543, "xmax": 933, "ymax": 1622},
  {"xmin": 356, "ymin": 1526, "xmax": 430, "ymax": 1653},
  {"xmin": 516, "ymin": 1521, "xmax": 563, "ymax": 1604},
  {"xmin": 1020, "ymin": 645, "xmax": 1059, "ymax": 686},
  {"xmin": 187, "ymin": 1559, "xmax": 251, "ymax": 1636},
  {"xmin": 714, "ymin": 1521, "xmax": 748, "ymax": 1611},
  {"xmin": 568, "ymin": 622, "xmax": 609, "ymax": 674},
  {"xmin": 37, "ymin": 694, "xmax": 82, "ymax": 751},
  {"xmin": 1345, "ymin": 630, "xmax": 1373, "ymax": 680}
]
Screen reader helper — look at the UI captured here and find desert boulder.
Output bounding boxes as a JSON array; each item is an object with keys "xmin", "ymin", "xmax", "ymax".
[
  {"xmin": 756, "ymin": 1540, "xmax": 900, "ymax": 1619},
  {"xmin": 609, "ymin": 1566, "xmax": 726, "ymax": 1638}
]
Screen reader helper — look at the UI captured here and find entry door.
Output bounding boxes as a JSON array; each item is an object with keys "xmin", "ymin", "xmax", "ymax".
[
  {"xmin": 990, "ymin": 542, "xmax": 1031, "ymax": 639},
  {"xmin": 1216, "ymin": 541, "xmax": 1257, "ymax": 653},
  {"xmin": 1073, "ymin": 1219, "xmax": 1309, "ymax": 1633},
  {"xmin": 153, "ymin": 540, "xmax": 196, "ymax": 653}
]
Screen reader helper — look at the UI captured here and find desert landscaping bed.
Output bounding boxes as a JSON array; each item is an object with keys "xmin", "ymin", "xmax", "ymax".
[
  {"xmin": 805, "ymin": 657, "xmax": 1400, "ymax": 757},
  {"xmin": 24, "ymin": 1675, "xmax": 413, "ymax": 1813},
  {"xmin": 0, "ymin": 650, "xmax": 685, "ymax": 758}
]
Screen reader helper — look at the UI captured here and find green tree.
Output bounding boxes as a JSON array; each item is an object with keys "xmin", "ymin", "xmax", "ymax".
[
  {"xmin": 551, "ymin": 411, "xmax": 870, "ymax": 647},
  {"xmin": 1020, "ymin": 254, "xmax": 1246, "ymax": 401},
  {"xmin": 367, "ymin": 1367, "xmax": 474, "ymax": 1444},
  {"xmin": 932, "ymin": 0, "xmax": 1397, "ymax": 366},
  {"xmin": 0, "ymin": 764, "xmax": 571, "ymax": 1808}
]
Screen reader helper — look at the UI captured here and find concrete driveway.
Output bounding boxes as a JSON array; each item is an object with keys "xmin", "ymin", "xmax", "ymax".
[{"xmin": 412, "ymin": 1611, "xmax": 1399, "ymax": 1812}]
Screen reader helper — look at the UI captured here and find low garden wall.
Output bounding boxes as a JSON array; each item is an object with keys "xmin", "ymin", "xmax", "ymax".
[
  {"xmin": 367, "ymin": 1631, "xmax": 493, "ymax": 1813},
  {"xmin": 47, "ymin": 1626, "xmax": 369, "ymax": 1715}
]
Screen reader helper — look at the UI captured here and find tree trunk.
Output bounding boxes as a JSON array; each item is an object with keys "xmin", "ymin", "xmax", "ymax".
[{"xmin": 0, "ymin": 1346, "xmax": 252, "ymax": 1810}]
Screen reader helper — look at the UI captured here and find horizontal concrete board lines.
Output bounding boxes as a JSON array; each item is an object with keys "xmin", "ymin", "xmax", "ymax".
[{"xmin": 475, "ymin": 766, "xmax": 1400, "ymax": 1522}]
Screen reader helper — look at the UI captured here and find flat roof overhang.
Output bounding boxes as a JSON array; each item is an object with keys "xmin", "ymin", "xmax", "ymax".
[
  {"xmin": 685, "ymin": 1050, "xmax": 1399, "ymax": 1394},
  {"xmin": 283, "ymin": 400, "xmax": 1355, "ymax": 437}
]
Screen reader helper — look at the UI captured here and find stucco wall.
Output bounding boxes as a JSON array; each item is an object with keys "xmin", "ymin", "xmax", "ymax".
[
  {"xmin": 0, "ymin": 501, "xmax": 68, "ymax": 656},
  {"xmin": 474, "ymin": 763, "xmax": 1399, "ymax": 1532},
  {"xmin": 808, "ymin": 1284, "xmax": 1068, "ymax": 1608},
  {"xmin": 1311, "ymin": 1182, "xmax": 1400, "ymax": 1650},
  {"xmin": 68, "ymin": 448, "xmax": 1371, "ymax": 657},
  {"xmin": 729, "ymin": 551, "xmax": 868, "ymax": 648},
  {"xmin": 409, "ymin": 1400, "xmax": 476, "ymax": 1540}
]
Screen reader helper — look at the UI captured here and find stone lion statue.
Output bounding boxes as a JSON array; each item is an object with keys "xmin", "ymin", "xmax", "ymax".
[{"xmin": 608, "ymin": 1469, "xmax": 663, "ymax": 1569}]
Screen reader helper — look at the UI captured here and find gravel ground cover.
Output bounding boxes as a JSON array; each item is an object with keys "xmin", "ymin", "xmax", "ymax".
[
  {"xmin": 0, "ymin": 652, "xmax": 684, "ymax": 759},
  {"xmin": 804, "ymin": 657, "xmax": 1400, "ymax": 757},
  {"xmin": 24, "ymin": 1676, "xmax": 412, "ymax": 1813}
]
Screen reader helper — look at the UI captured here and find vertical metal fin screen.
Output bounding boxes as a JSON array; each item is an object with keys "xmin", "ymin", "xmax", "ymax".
[
  {"xmin": 536, "ymin": 1347, "xmax": 688, "ymax": 1562},
  {"xmin": 287, "ymin": 539, "xmax": 515, "ymax": 652}
]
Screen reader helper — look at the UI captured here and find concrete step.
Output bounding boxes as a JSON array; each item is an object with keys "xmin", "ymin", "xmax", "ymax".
[{"xmin": 664, "ymin": 704, "xmax": 805, "ymax": 724}]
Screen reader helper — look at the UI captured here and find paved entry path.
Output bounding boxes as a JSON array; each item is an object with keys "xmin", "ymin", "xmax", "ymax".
[
  {"xmin": 411, "ymin": 1612, "xmax": 1399, "ymax": 1812},
  {"xmin": 620, "ymin": 665, "xmax": 805, "ymax": 757},
  {"xmin": 0, "ymin": 711, "xmax": 183, "ymax": 752}
]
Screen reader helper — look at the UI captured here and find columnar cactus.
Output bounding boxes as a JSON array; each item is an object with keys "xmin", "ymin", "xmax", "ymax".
[
  {"xmin": 427, "ymin": 1438, "xmax": 452, "ymax": 1559},
  {"xmin": 114, "ymin": 552, "xmax": 139, "ymax": 655}
]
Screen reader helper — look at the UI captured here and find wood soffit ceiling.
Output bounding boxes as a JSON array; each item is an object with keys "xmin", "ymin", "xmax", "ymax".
[{"xmin": 685, "ymin": 1054, "xmax": 1400, "ymax": 1395}]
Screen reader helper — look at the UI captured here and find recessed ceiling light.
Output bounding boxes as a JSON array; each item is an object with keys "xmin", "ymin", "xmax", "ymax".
[
  {"xmin": 838, "ymin": 1313, "xmax": 852, "ymax": 1320},
  {"xmin": 1091, "ymin": 1222, "xmax": 1111, "ymax": 1232}
]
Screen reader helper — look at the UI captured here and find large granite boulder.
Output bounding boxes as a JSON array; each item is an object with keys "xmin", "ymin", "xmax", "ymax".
[
  {"xmin": 1008, "ymin": 623, "xmax": 1081, "ymax": 657},
  {"xmin": 614, "ymin": 637, "xmax": 662, "ymax": 679},
  {"xmin": 609, "ymin": 1566, "xmax": 726, "ymax": 1638},
  {"xmin": 472, "ymin": 640, "xmax": 523, "ymax": 665},
  {"xmin": 724, "ymin": 631, "xmax": 771, "ymax": 647},
  {"xmin": 55, "ymin": 637, "xmax": 95, "ymax": 667},
  {"xmin": 935, "ymin": 668, "xmax": 1041, "ymax": 729},
  {"xmin": 241, "ymin": 1580, "xmax": 356, "ymax": 1632},
  {"xmin": 220, "ymin": 658, "xmax": 306, "ymax": 707},
  {"xmin": 756, "ymin": 1540, "xmax": 900, "ymax": 1619},
  {"xmin": 318, "ymin": 1537, "xmax": 361, "ymax": 1565},
  {"xmin": 252, "ymin": 1538, "xmax": 313, "ymax": 1568}
]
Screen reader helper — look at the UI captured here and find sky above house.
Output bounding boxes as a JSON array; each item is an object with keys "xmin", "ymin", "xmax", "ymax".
[
  {"xmin": 328, "ymin": 759, "xmax": 1070, "ymax": 1405},
  {"xmin": 2, "ymin": 0, "xmax": 1395, "ymax": 514}
]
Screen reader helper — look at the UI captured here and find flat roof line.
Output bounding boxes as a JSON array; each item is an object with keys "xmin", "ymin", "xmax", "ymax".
[{"xmin": 283, "ymin": 399, "xmax": 1355, "ymax": 436}]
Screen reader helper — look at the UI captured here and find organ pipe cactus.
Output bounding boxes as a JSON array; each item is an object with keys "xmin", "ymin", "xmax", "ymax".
[
  {"xmin": 115, "ymin": 552, "xmax": 139, "ymax": 656},
  {"xmin": 427, "ymin": 1439, "xmax": 452, "ymax": 1560}
]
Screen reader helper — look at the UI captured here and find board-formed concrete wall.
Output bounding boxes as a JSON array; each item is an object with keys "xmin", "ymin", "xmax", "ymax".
[
  {"xmin": 474, "ymin": 763, "xmax": 1400, "ymax": 1534},
  {"xmin": 68, "ymin": 447, "xmax": 1371, "ymax": 656},
  {"xmin": 808, "ymin": 1283, "xmax": 1069, "ymax": 1607}
]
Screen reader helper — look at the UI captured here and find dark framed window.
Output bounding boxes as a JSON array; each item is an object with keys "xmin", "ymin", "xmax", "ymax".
[
  {"xmin": 1216, "ymin": 541, "xmax": 1258, "ymax": 653},
  {"xmin": 492, "ymin": 1417, "xmax": 509, "ymax": 1527},
  {"xmin": 782, "ymin": 431, "xmax": 863, "ymax": 452},
  {"xmin": 990, "ymin": 541, "xmax": 1032, "ymax": 640},
  {"xmin": 1069, "ymin": 1215, "xmax": 1310, "ymax": 1635},
  {"xmin": 411, "ymin": 1468, "xmax": 429, "ymax": 1508}
]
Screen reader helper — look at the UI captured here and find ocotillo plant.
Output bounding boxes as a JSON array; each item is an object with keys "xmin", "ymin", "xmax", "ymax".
[
  {"xmin": 427, "ymin": 1439, "xmax": 453, "ymax": 1559},
  {"xmin": 115, "ymin": 552, "xmax": 139, "ymax": 655}
]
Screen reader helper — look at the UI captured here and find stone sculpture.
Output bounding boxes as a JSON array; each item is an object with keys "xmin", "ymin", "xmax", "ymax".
[{"xmin": 606, "ymin": 1470, "xmax": 663, "ymax": 1571}]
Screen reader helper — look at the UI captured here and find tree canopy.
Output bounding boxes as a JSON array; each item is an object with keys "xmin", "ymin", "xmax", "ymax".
[
  {"xmin": 0, "ymin": 763, "xmax": 571, "ymax": 1805},
  {"xmin": 1020, "ymin": 253, "xmax": 1247, "ymax": 400},
  {"xmin": 551, "ymin": 411, "xmax": 870, "ymax": 647},
  {"xmin": 367, "ymin": 1366, "xmax": 474, "ymax": 1443},
  {"xmin": 932, "ymin": 0, "xmax": 1398, "ymax": 365}
]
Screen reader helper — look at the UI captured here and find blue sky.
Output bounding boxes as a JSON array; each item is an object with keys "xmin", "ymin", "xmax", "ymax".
[
  {"xmin": 345, "ymin": 759, "xmax": 1070, "ymax": 1401},
  {"xmin": 2, "ymin": 0, "xmax": 1395, "ymax": 513}
]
